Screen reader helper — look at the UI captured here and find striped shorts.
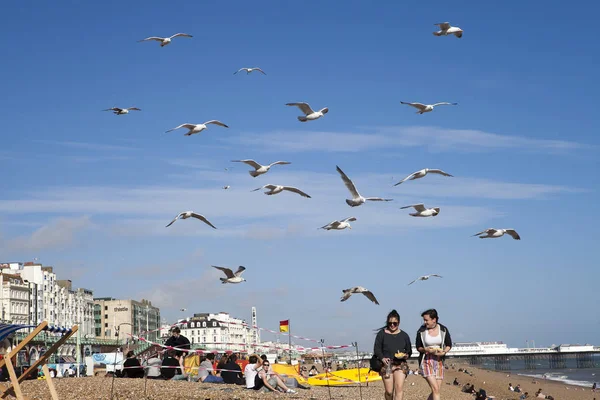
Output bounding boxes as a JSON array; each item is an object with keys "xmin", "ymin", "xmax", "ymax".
[{"xmin": 420, "ymin": 353, "xmax": 444, "ymax": 380}]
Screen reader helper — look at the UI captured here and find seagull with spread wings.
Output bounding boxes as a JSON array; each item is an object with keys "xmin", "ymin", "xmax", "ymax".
[
  {"xmin": 103, "ymin": 107, "xmax": 141, "ymax": 115},
  {"xmin": 286, "ymin": 102, "xmax": 329, "ymax": 122},
  {"xmin": 212, "ymin": 266, "xmax": 247, "ymax": 284},
  {"xmin": 400, "ymin": 101, "xmax": 458, "ymax": 114},
  {"xmin": 252, "ymin": 184, "xmax": 311, "ymax": 198},
  {"xmin": 433, "ymin": 22, "xmax": 463, "ymax": 38},
  {"xmin": 231, "ymin": 159, "xmax": 291, "ymax": 177},
  {"xmin": 340, "ymin": 286, "xmax": 379, "ymax": 305},
  {"xmin": 472, "ymin": 228, "xmax": 521, "ymax": 240},
  {"xmin": 165, "ymin": 120, "xmax": 229, "ymax": 136},
  {"xmin": 394, "ymin": 168, "xmax": 453, "ymax": 186},
  {"xmin": 138, "ymin": 33, "xmax": 193, "ymax": 47},
  {"xmin": 400, "ymin": 204, "xmax": 440, "ymax": 217},
  {"xmin": 320, "ymin": 217, "xmax": 357, "ymax": 231},
  {"xmin": 234, "ymin": 67, "xmax": 266, "ymax": 75},
  {"xmin": 336, "ymin": 165, "xmax": 392, "ymax": 207},
  {"xmin": 165, "ymin": 211, "xmax": 217, "ymax": 229},
  {"xmin": 408, "ymin": 274, "xmax": 443, "ymax": 286}
]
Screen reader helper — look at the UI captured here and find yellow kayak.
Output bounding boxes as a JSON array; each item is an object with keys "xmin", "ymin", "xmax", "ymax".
[{"xmin": 307, "ymin": 368, "xmax": 382, "ymax": 386}]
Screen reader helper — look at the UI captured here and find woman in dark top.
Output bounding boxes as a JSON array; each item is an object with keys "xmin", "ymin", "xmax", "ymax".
[
  {"xmin": 122, "ymin": 350, "xmax": 144, "ymax": 378},
  {"xmin": 373, "ymin": 309, "xmax": 412, "ymax": 400}
]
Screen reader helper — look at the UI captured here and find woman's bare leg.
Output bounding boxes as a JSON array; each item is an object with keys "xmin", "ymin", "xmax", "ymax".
[
  {"xmin": 382, "ymin": 372, "xmax": 394, "ymax": 400},
  {"xmin": 424, "ymin": 375, "xmax": 441, "ymax": 400},
  {"xmin": 392, "ymin": 369, "xmax": 406, "ymax": 400}
]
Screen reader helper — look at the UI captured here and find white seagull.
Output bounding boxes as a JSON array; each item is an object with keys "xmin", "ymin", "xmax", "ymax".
[
  {"xmin": 340, "ymin": 286, "xmax": 379, "ymax": 305},
  {"xmin": 138, "ymin": 33, "xmax": 193, "ymax": 47},
  {"xmin": 165, "ymin": 211, "xmax": 217, "ymax": 229},
  {"xmin": 320, "ymin": 217, "xmax": 357, "ymax": 231},
  {"xmin": 231, "ymin": 159, "xmax": 291, "ymax": 177},
  {"xmin": 400, "ymin": 204, "xmax": 440, "ymax": 217},
  {"xmin": 400, "ymin": 101, "xmax": 458, "ymax": 114},
  {"xmin": 336, "ymin": 165, "xmax": 392, "ymax": 207},
  {"xmin": 252, "ymin": 184, "xmax": 311, "ymax": 198},
  {"xmin": 103, "ymin": 107, "xmax": 141, "ymax": 115},
  {"xmin": 286, "ymin": 102, "xmax": 329, "ymax": 122},
  {"xmin": 393, "ymin": 168, "xmax": 453, "ymax": 186},
  {"xmin": 408, "ymin": 274, "xmax": 443, "ymax": 286},
  {"xmin": 472, "ymin": 228, "xmax": 521, "ymax": 240},
  {"xmin": 433, "ymin": 22, "xmax": 463, "ymax": 38},
  {"xmin": 212, "ymin": 266, "xmax": 246, "ymax": 284},
  {"xmin": 165, "ymin": 120, "xmax": 229, "ymax": 136},
  {"xmin": 234, "ymin": 67, "xmax": 266, "ymax": 75}
]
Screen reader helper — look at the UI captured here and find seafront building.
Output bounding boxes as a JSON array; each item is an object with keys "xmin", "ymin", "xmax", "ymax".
[{"xmin": 93, "ymin": 297, "xmax": 161, "ymax": 342}]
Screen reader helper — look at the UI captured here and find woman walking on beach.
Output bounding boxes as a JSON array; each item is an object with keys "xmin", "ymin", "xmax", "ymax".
[
  {"xmin": 373, "ymin": 310, "xmax": 412, "ymax": 400},
  {"xmin": 416, "ymin": 309, "xmax": 452, "ymax": 400}
]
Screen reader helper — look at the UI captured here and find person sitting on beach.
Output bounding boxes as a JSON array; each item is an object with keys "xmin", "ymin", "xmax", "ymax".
[
  {"xmin": 251, "ymin": 360, "xmax": 297, "ymax": 393},
  {"xmin": 220, "ymin": 354, "xmax": 245, "ymax": 385},
  {"xmin": 453, "ymin": 377, "xmax": 459, "ymax": 386},
  {"xmin": 308, "ymin": 366, "xmax": 318, "ymax": 376},
  {"xmin": 122, "ymin": 350, "xmax": 144, "ymax": 378},
  {"xmin": 244, "ymin": 355, "xmax": 263, "ymax": 388},
  {"xmin": 197, "ymin": 353, "xmax": 223, "ymax": 383},
  {"xmin": 143, "ymin": 353, "xmax": 162, "ymax": 379},
  {"xmin": 216, "ymin": 355, "xmax": 228, "ymax": 377},
  {"xmin": 520, "ymin": 392, "xmax": 529, "ymax": 399},
  {"xmin": 509, "ymin": 382, "xmax": 514, "ymax": 391},
  {"xmin": 514, "ymin": 384, "xmax": 522, "ymax": 393},
  {"xmin": 160, "ymin": 350, "xmax": 181, "ymax": 380}
]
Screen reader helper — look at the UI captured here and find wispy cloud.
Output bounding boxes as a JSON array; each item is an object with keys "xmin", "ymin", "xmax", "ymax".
[
  {"xmin": 223, "ymin": 126, "xmax": 585, "ymax": 154},
  {"xmin": 31, "ymin": 139, "xmax": 137, "ymax": 152},
  {"xmin": 2, "ymin": 216, "xmax": 92, "ymax": 251}
]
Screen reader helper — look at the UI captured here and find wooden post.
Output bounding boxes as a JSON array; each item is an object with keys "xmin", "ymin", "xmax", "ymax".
[
  {"xmin": 42, "ymin": 365, "xmax": 59, "ymax": 400},
  {"xmin": 4, "ymin": 356, "xmax": 24, "ymax": 400}
]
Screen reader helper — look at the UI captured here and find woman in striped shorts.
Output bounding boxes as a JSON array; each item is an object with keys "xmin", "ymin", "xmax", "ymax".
[{"xmin": 415, "ymin": 309, "xmax": 452, "ymax": 400}]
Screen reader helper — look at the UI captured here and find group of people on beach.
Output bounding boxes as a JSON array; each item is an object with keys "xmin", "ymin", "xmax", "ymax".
[{"xmin": 372, "ymin": 308, "xmax": 452, "ymax": 400}]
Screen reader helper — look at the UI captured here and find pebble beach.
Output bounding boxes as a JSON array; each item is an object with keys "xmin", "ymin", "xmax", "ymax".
[{"xmin": 10, "ymin": 363, "xmax": 596, "ymax": 399}]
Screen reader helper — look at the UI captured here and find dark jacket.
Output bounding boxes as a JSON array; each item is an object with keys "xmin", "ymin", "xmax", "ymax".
[
  {"xmin": 415, "ymin": 323, "xmax": 452, "ymax": 366},
  {"xmin": 160, "ymin": 356, "xmax": 181, "ymax": 379},
  {"xmin": 373, "ymin": 329, "xmax": 412, "ymax": 360},
  {"xmin": 220, "ymin": 361, "xmax": 244, "ymax": 385},
  {"xmin": 123, "ymin": 358, "xmax": 144, "ymax": 378},
  {"xmin": 164, "ymin": 335, "xmax": 191, "ymax": 357}
]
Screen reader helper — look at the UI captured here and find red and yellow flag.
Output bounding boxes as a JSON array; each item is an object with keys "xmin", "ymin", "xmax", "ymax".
[{"xmin": 279, "ymin": 320, "xmax": 289, "ymax": 333}]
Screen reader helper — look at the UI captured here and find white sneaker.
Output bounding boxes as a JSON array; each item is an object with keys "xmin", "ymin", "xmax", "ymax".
[{"xmin": 286, "ymin": 389, "xmax": 297, "ymax": 394}]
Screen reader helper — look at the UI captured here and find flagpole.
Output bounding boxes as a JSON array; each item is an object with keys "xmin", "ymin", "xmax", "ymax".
[{"xmin": 288, "ymin": 319, "xmax": 292, "ymax": 364}]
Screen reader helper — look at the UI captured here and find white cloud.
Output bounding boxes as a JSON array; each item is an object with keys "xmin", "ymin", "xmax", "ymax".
[
  {"xmin": 3, "ymin": 216, "xmax": 92, "ymax": 251},
  {"xmin": 222, "ymin": 126, "xmax": 585, "ymax": 154}
]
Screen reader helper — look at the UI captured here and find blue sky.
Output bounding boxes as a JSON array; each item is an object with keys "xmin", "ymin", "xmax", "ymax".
[{"xmin": 1, "ymin": 1, "xmax": 599, "ymax": 351}]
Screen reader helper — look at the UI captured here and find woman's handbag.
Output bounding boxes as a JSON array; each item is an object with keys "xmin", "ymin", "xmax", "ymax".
[{"xmin": 369, "ymin": 355, "xmax": 383, "ymax": 373}]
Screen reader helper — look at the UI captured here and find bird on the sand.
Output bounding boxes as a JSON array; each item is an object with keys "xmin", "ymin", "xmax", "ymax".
[
  {"xmin": 212, "ymin": 266, "xmax": 246, "ymax": 284},
  {"xmin": 472, "ymin": 228, "xmax": 521, "ymax": 240},
  {"xmin": 231, "ymin": 159, "xmax": 291, "ymax": 177},
  {"xmin": 340, "ymin": 286, "xmax": 379, "ymax": 305},
  {"xmin": 165, "ymin": 211, "xmax": 217, "ymax": 229},
  {"xmin": 252, "ymin": 184, "xmax": 311, "ymax": 198},
  {"xmin": 393, "ymin": 168, "xmax": 453, "ymax": 186},
  {"xmin": 286, "ymin": 102, "xmax": 329, "ymax": 122},
  {"xmin": 408, "ymin": 274, "xmax": 443, "ymax": 286},
  {"xmin": 165, "ymin": 120, "xmax": 229, "ymax": 136},
  {"xmin": 138, "ymin": 33, "xmax": 193, "ymax": 47},
  {"xmin": 433, "ymin": 22, "xmax": 463, "ymax": 38},
  {"xmin": 400, "ymin": 101, "xmax": 458, "ymax": 114},
  {"xmin": 103, "ymin": 107, "xmax": 141, "ymax": 115},
  {"xmin": 336, "ymin": 165, "xmax": 392, "ymax": 207},
  {"xmin": 234, "ymin": 67, "xmax": 266, "ymax": 75},
  {"xmin": 400, "ymin": 204, "xmax": 440, "ymax": 217},
  {"xmin": 320, "ymin": 217, "xmax": 357, "ymax": 230}
]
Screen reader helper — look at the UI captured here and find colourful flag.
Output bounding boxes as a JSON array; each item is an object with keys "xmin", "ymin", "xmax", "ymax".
[{"xmin": 279, "ymin": 320, "xmax": 289, "ymax": 333}]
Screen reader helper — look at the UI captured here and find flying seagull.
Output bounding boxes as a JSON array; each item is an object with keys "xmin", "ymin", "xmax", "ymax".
[
  {"xmin": 400, "ymin": 204, "xmax": 440, "ymax": 217},
  {"xmin": 400, "ymin": 101, "xmax": 458, "ymax": 114},
  {"xmin": 138, "ymin": 33, "xmax": 193, "ymax": 47},
  {"xmin": 234, "ymin": 67, "xmax": 266, "ymax": 75},
  {"xmin": 286, "ymin": 102, "xmax": 329, "ymax": 122},
  {"xmin": 472, "ymin": 228, "xmax": 521, "ymax": 240},
  {"xmin": 212, "ymin": 265, "xmax": 247, "ymax": 284},
  {"xmin": 103, "ymin": 107, "xmax": 141, "ymax": 115},
  {"xmin": 408, "ymin": 274, "xmax": 443, "ymax": 286},
  {"xmin": 252, "ymin": 184, "xmax": 311, "ymax": 198},
  {"xmin": 336, "ymin": 165, "xmax": 392, "ymax": 207},
  {"xmin": 320, "ymin": 217, "xmax": 357, "ymax": 231},
  {"xmin": 231, "ymin": 159, "xmax": 291, "ymax": 177},
  {"xmin": 340, "ymin": 286, "xmax": 379, "ymax": 305},
  {"xmin": 165, "ymin": 211, "xmax": 217, "ymax": 229},
  {"xmin": 394, "ymin": 168, "xmax": 453, "ymax": 186},
  {"xmin": 165, "ymin": 121, "xmax": 229, "ymax": 136},
  {"xmin": 222, "ymin": 185, "xmax": 230, "ymax": 190},
  {"xmin": 433, "ymin": 22, "xmax": 463, "ymax": 38}
]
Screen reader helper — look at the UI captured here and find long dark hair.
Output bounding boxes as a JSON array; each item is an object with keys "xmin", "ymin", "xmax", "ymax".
[{"xmin": 374, "ymin": 309, "xmax": 400, "ymax": 332}]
